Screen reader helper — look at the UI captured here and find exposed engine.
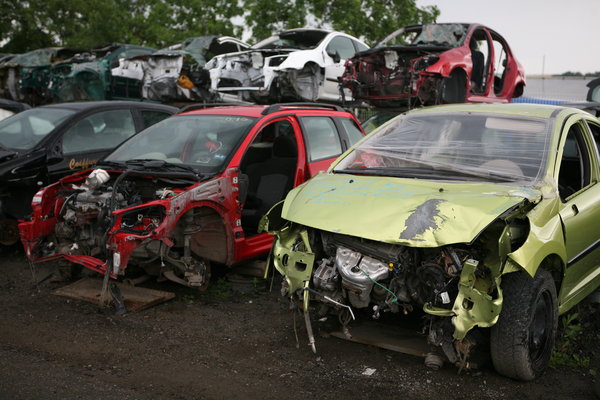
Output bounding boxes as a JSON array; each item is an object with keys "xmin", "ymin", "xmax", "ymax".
[
  {"xmin": 53, "ymin": 170, "xmax": 169, "ymax": 255},
  {"xmin": 39, "ymin": 168, "xmax": 213, "ymax": 289},
  {"xmin": 311, "ymin": 232, "xmax": 476, "ymax": 313},
  {"xmin": 300, "ymin": 230, "xmax": 486, "ymax": 367}
]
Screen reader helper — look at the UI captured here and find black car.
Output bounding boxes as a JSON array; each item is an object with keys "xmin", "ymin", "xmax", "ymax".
[{"xmin": 0, "ymin": 101, "xmax": 177, "ymax": 246}]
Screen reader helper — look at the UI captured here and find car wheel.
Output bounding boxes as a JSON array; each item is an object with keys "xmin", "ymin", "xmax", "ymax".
[
  {"xmin": 490, "ymin": 269, "xmax": 558, "ymax": 381},
  {"xmin": 439, "ymin": 69, "xmax": 467, "ymax": 104}
]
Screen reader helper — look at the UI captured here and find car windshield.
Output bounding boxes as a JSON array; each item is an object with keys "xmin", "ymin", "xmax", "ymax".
[
  {"xmin": 106, "ymin": 114, "xmax": 256, "ymax": 174},
  {"xmin": 378, "ymin": 24, "xmax": 466, "ymax": 48},
  {"xmin": 255, "ymin": 30, "xmax": 329, "ymax": 50},
  {"xmin": 0, "ymin": 108, "xmax": 75, "ymax": 150},
  {"xmin": 334, "ymin": 112, "xmax": 551, "ymax": 183}
]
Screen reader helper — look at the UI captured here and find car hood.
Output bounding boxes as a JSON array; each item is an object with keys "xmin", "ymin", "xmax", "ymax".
[{"xmin": 280, "ymin": 173, "xmax": 541, "ymax": 247}]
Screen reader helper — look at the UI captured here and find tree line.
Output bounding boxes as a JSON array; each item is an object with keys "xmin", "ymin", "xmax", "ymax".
[{"xmin": 0, "ymin": 0, "xmax": 439, "ymax": 52}]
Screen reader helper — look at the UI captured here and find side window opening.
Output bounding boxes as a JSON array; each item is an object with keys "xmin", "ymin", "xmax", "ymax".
[
  {"xmin": 239, "ymin": 120, "xmax": 298, "ymax": 235},
  {"xmin": 491, "ymin": 32, "xmax": 509, "ymax": 95},
  {"xmin": 586, "ymin": 121, "xmax": 600, "ymax": 156},
  {"xmin": 339, "ymin": 117, "xmax": 364, "ymax": 146},
  {"xmin": 141, "ymin": 110, "xmax": 172, "ymax": 127},
  {"xmin": 63, "ymin": 110, "xmax": 136, "ymax": 154},
  {"xmin": 300, "ymin": 116, "xmax": 342, "ymax": 161},
  {"xmin": 326, "ymin": 37, "xmax": 356, "ymax": 60},
  {"xmin": 469, "ymin": 29, "xmax": 491, "ymax": 94},
  {"xmin": 558, "ymin": 123, "xmax": 592, "ymax": 201}
]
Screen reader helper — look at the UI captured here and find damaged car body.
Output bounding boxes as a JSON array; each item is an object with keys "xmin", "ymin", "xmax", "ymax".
[
  {"xmin": 262, "ymin": 103, "xmax": 600, "ymax": 380},
  {"xmin": 206, "ymin": 29, "xmax": 368, "ymax": 104},
  {"xmin": 50, "ymin": 44, "xmax": 156, "ymax": 102},
  {"xmin": 0, "ymin": 101, "xmax": 176, "ymax": 246},
  {"xmin": 115, "ymin": 36, "xmax": 249, "ymax": 102},
  {"xmin": 0, "ymin": 48, "xmax": 85, "ymax": 105},
  {"xmin": 340, "ymin": 23, "xmax": 525, "ymax": 108},
  {"xmin": 19, "ymin": 103, "xmax": 365, "ymax": 292}
]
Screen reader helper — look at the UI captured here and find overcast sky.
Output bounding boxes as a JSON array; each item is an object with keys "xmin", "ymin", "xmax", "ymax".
[{"xmin": 417, "ymin": 0, "xmax": 600, "ymax": 75}]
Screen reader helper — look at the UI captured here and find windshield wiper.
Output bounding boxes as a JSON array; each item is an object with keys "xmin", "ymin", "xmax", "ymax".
[
  {"xmin": 96, "ymin": 160, "xmax": 125, "ymax": 169},
  {"xmin": 334, "ymin": 167, "xmax": 465, "ymax": 180},
  {"xmin": 124, "ymin": 159, "xmax": 202, "ymax": 178},
  {"xmin": 335, "ymin": 166, "xmax": 518, "ymax": 182}
]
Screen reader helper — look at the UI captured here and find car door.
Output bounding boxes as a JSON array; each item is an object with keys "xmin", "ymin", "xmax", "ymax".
[
  {"xmin": 323, "ymin": 36, "xmax": 361, "ymax": 100},
  {"xmin": 298, "ymin": 115, "xmax": 360, "ymax": 176},
  {"xmin": 47, "ymin": 108, "xmax": 139, "ymax": 181},
  {"xmin": 556, "ymin": 116, "xmax": 600, "ymax": 306},
  {"xmin": 233, "ymin": 116, "xmax": 305, "ymax": 259}
]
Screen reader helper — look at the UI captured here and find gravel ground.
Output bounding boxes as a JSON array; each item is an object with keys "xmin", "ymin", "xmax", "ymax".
[{"xmin": 1, "ymin": 249, "xmax": 598, "ymax": 400}]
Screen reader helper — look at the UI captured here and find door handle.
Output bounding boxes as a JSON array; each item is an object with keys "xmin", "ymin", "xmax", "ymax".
[{"xmin": 571, "ymin": 204, "xmax": 579, "ymax": 215}]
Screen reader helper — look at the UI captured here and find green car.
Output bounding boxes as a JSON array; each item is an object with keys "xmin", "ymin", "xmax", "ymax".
[
  {"xmin": 261, "ymin": 103, "xmax": 600, "ymax": 380},
  {"xmin": 49, "ymin": 43, "xmax": 155, "ymax": 102}
]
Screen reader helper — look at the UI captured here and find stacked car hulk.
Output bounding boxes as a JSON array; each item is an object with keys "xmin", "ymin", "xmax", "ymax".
[
  {"xmin": 261, "ymin": 103, "xmax": 600, "ymax": 380},
  {"xmin": 340, "ymin": 23, "xmax": 525, "ymax": 107}
]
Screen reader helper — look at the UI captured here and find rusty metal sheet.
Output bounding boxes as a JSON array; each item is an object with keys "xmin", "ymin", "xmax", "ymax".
[
  {"xmin": 53, "ymin": 278, "xmax": 175, "ymax": 312},
  {"xmin": 329, "ymin": 322, "xmax": 430, "ymax": 358}
]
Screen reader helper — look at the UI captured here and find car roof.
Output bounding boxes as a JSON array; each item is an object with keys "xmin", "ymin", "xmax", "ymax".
[
  {"xmin": 39, "ymin": 101, "xmax": 177, "ymax": 112},
  {"xmin": 406, "ymin": 103, "xmax": 586, "ymax": 120},
  {"xmin": 177, "ymin": 103, "xmax": 354, "ymax": 118}
]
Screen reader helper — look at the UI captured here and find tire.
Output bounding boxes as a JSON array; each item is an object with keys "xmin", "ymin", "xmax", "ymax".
[
  {"xmin": 490, "ymin": 269, "xmax": 558, "ymax": 381},
  {"xmin": 439, "ymin": 69, "xmax": 467, "ymax": 104}
]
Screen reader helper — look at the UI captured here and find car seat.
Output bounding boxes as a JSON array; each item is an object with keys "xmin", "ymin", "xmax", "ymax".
[{"xmin": 242, "ymin": 134, "xmax": 297, "ymax": 233}]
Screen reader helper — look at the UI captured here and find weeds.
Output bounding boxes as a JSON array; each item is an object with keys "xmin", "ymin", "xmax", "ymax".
[
  {"xmin": 551, "ymin": 312, "xmax": 591, "ymax": 369},
  {"xmin": 208, "ymin": 277, "xmax": 231, "ymax": 300}
]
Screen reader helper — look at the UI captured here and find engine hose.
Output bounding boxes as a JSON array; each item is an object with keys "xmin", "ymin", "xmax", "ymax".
[
  {"xmin": 359, "ymin": 267, "xmax": 398, "ymax": 304},
  {"xmin": 102, "ymin": 170, "xmax": 132, "ymax": 241},
  {"xmin": 58, "ymin": 192, "xmax": 79, "ymax": 217},
  {"xmin": 447, "ymin": 247, "xmax": 463, "ymax": 271}
]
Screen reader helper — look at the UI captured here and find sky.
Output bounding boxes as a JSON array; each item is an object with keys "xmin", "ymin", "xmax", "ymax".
[{"xmin": 417, "ymin": 0, "xmax": 600, "ymax": 75}]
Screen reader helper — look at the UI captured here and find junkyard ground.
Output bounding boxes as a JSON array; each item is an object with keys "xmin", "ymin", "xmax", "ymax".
[{"xmin": 1, "ymin": 248, "xmax": 598, "ymax": 400}]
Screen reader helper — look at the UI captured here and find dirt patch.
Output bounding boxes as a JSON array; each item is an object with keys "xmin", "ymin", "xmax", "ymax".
[{"xmin": 0, "ymin": 249, "xmax": 598, "ymax": 400}]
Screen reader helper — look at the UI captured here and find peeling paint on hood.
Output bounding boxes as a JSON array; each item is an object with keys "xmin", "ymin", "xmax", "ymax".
[{"xmin": 281, "ymin": 173, "xmax": 539, "ymax": 247}]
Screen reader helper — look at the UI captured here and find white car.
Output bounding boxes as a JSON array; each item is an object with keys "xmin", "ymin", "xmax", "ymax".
[{"xmin": 206, "ymin": 28, "xmax": 369, "ymax": 103}]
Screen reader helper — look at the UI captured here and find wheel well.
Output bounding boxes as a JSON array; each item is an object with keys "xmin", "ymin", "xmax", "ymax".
[
  {"xmin": 177, "ymin": 206, "xmax": 230, "ymax": 264},
  {"xmin": 512, "ymin": 82, "xmax": 524, "ymax": 98},
  {"xmin": 539, "ymin": 254, "xmax": 564, "ymax": 292}
]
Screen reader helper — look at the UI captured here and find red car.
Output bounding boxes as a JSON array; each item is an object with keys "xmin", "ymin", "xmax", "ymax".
[
  {"xmin": 19, "ymin": 103, "xmax": 365, "ymax": 289},
  {"xmin": 341, "ymin": 23, "xmax": 525, "ymax": 107}
]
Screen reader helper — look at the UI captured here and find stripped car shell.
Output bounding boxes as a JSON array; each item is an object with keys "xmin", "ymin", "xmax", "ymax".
[
  {"xmin": 50, "ymin": 44, "xmax": 156, "ymax": 102},
  {"xmin": 340, "ymin": 23, "xmax": 525, "ymax": 107},
  {"xmin": 0, "ymin": 48, "xmax": 85, "ymax": 105},
  {"xmin": 206, "ymin": 29, "xmax": 368, "ymax": 104},
  {"xmin": 262, "ymin": 103, "xmax": 600, "ymax": 380},
  {"xmin": 132, "ymin": 36, "xmax": 249, "ymax": 102},
  {"xmin": 19, "ymin": 103, "xmax": 365, "ymax": 292}
]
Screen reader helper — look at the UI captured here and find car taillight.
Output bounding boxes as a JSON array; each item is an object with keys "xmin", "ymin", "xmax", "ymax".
[{"xmin": 31, "ymin": 189, "xmax": 45, "ymax": 206}]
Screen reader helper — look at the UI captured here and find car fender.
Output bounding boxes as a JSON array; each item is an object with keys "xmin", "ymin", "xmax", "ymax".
[
  {"xmin": 506, "ymin": 196, "xmax": 567, "ymax": 278},
  {"xmin": 274, "ymin": 49, "xmax": 325, "ymax": 71}
]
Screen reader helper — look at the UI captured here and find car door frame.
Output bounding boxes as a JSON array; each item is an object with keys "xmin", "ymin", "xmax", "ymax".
[
  {"xmin": 555, "ymin": 114, "xmax": 600, "ymax": 308},
  {"xmin": 230, "ymin": 114, "xmax": 307, "ymax": 263}
]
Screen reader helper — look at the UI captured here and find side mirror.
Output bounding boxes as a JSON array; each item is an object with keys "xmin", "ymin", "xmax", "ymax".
[
  {"xmin": 46, "ymin": 154, "xmax": 63, "ymax": 165},
  {"xmin": 327, "ymin": 50, "xmax": 341, "ymax": 64},
  {"xmin": 47, "ymin": 143, "xmax": 63, "ymax": 165}
]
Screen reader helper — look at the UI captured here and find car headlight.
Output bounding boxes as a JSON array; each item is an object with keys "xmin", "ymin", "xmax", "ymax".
[
  {"xmin": 384, "ymin": 51, "xmax": 399, "ymax": 70},
  {"xmin": 251, "ymin": 52, "xmax": 264, "ymax": 69}
]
